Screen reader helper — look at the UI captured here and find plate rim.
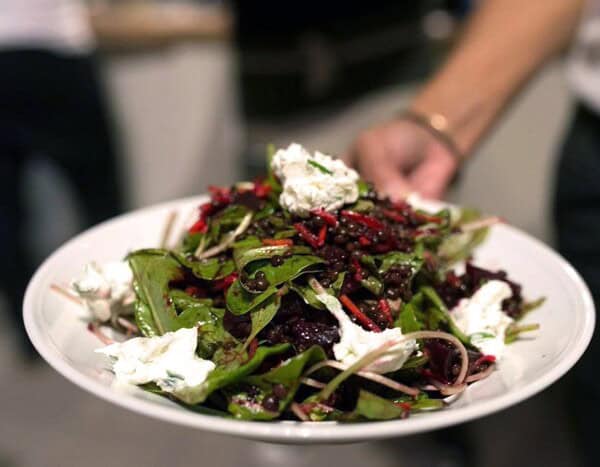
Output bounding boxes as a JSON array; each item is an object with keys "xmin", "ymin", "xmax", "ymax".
[{"xmin": 23, "ymin": 196, "xmax": 596, "ymax": 443}]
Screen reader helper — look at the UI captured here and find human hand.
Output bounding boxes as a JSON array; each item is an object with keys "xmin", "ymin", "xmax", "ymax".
[{"xmin": 347, "ymin": 118, "xmax": 460, "ymax": 200}]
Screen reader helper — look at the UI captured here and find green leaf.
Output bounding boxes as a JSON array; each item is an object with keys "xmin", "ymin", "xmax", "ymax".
[
  {"xmin": 228, "ymin": 346, "xmax": 327, "ymax": 420},
  {"xmin": 265, "ymin": 143, "xmax": 282, "ymax": 194},
  {"xmin": 307, "ymin": 159, "xmax": 333, "ymax": 175},
  {"xmin": 174, "ymin": 344, "xmax": 291, "ymax": 404},
  {"xmin": 133, "ymin": 300, "xmax": 157, "ymax": 337},
  {"xmin": 168, "ymin": 290, "xmax": 227, "ymax": 359},
  {"xmin": 128, "ymin": 250, "xmax": 181, "ymax": 336},
  {"xmin": 357, "ymin": 180, "xmax": 370, "ymax": 197},
  {"xmin": 350, "ymin": 390, "xmax": 406, "ymax": 420},
  {"xmin": 243, "ymin": 292, "xmax": 284, "ymax": 350},
  {"xmin": 174, "ymin": 254, "xmax": 235, "ymax": 281},
  {"xmin": 180, "ymin": 232, "xmax": 204, "ymax": 255},
  {"xmin": 226, "ymin": 281, "xmax": 279, "ymax": 316},
  {"xmin": 235, "ymin": 245, "xmax": 311, "ymax": 270},
  {"xmin": 226, "ymin": 255, "xmax": 324, "ymax": 315},
  {"xmin": 348, "ymin": 199, "xmax": 375, "ymax": 213},
  {"xmin": 291, "ymin": 273, "xmax": 345, "ymax": 310},
  {"xmin": 421, "ymin": 286, "xmax": 471, "ymax": 346},
  {"xmin": 438, "ymin": 208, "xmax": 489, "ymax": 264},
  {"xmin": 378, "ymin": 251, "xmax": 423, "ymax": 276},
  {"xmin": 274, "ymin": 229, "xmax": 298, "ymax": 239},
  {"xmin": 396, "ymin": 301, "xmax": 424, "ymax": 333},
  {"xmin": 517, "ymin": 297, "xmax": 546, "ymax": 320},
  {"xmin": 360, "ymin": 275, "xmax": 383, "ymax": 295},
  {"xmin": 209, "ymin": 205, "xmax": 251, "ymax": 245}
]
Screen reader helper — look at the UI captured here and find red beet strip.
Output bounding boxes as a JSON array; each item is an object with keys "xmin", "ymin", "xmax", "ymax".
[
  {"xmin": 311, "ymin": 208, "xmax": 338, "ymax": 227},
  {"xmin": 378, "ymin": 298, "xmax": 394, "ymax": 327},
  {"xmin": 262, "ymin": 238, "xmax": 294, "ymax": 246},
  {"xmin": 339, "ymin": 294, "xmax": 382, "ymax": 332},
  {"xmin": 341, "ymin": 210, "xmax": 384, "ymax": 230}
]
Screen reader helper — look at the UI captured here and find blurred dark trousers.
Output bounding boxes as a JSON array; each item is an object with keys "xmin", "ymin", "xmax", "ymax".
[
  {"xmin": 0, "ymin": 49, "xmax": 122, "ymax": 349},
  {"xmin": 554, "ymin": 103, "xmax": 600, "ymax": 467}
]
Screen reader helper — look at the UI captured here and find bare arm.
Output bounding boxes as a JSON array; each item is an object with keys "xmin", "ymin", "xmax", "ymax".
[
  {"xmin": 89, "ymin": 3, "xmax": 232, "ymax": 50},
  {"xmin": 350, "ymin": 0, "xmax": 585, "ymax": 199},
  {"xmin": 412, "ymin": 0, "xmax": 584, "ymax": 155}
]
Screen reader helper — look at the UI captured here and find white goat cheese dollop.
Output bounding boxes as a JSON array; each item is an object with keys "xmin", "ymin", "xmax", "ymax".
[
  {"xmin": 271, "ymin": 143, "xmax": 359, "ymax": 216},
  {"xmin": 316, "ymin": 293, "xmax": 416, "ymax": 374},
  {"xmin": 451, "ymin": 280, "xmax": 514, "ymax": 358},
  {"xmin": 96, "ymin": 327, "xmax": 215, "ymax": 392},
  {"xmin": 72, "ymin": 261, "xmax": 134, "ymax": 322}
]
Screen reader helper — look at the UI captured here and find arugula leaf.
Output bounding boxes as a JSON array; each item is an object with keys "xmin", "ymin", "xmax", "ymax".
[
  {"xmin": 517, "ymin": 297, "xmax": 546, "ymax": 320},
  {"xmin": 360, "ymin": 275, "xmax": 383, "ymax": 295},
  {"xmin": 174, "ymin": 344, "xmax": 291, "ymax": 404},
  {"xmin": 128, "ymin": 250, "xmax": 181, "ymax": 336},
  {"xmin": 438, "ymin": 208, "xmax": 489, "ymax": 264},
  {"xmin": 291, "ymin": 272, "xmax": 346, "ymax": 310},
  {"xmin": 378, "ymin": 251, "xmax": 423, "ymax": 276},
  {"xmin": 421, "ymin": 286, "xmax": 471, "ymax": 345},
  {"xmin": 396, "ymin": 301, "xmax": 424, "ymax": 333}
]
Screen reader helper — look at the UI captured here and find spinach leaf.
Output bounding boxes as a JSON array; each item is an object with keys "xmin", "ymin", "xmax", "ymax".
[
  {"xmin": 174, "ymin": 344, "xmax": 290, "ymax": 404},
  {"xmin": 243, "ymin": 293, "xmax": 283, "ymax": 349},
  {"xmin": 180, "ymin": 232, "xmax": 204, "ymax": 255},
  {"xmin": 227, "ymin": 346, "xmax": 327, "ymax": 420},
  {"xmin": 128, "ymin": 250, "xmax": 181, "ymax": 336},
  {"xmin": 226, "ymin": 255, "xmax": 324, "ymax": 315},
  {"xmin": 235, "ymin": 245, "xmax": 310, "ymax": 270},
  {"xmin": 174, "ymin": 254, "xmax": 235, "ymax": 281},
  {"xmin": 225, "ymin": 281, "xmax": 279, "ymax": 316},
  {"xmin": 133, "ymin": 300, "xmax": 157, "ymax": 337},
  {"xmin": 348, "ymin": 390, "xmax": 406, "ymax": 420},
  {"xmin": 209, "ymin": 205, "xmax": 251, "ymax": 245}
]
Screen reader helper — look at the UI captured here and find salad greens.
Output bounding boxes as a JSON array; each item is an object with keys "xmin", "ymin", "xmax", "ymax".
[{"xmin": 78, "ymin": 145, "xmax": 542, "ymax": 423}]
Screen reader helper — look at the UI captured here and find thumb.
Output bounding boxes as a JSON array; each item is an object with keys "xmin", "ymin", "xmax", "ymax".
[
  {"xmin": 408, "ymin": 147, "xmax": 458, "ymax": 199},
  {"xmin": 354, "ymin": 142, "xmax": 414, "ymax": 201}
]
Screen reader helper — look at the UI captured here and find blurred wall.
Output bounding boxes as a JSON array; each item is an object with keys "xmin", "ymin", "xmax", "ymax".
[{"xmin": 102, "ymin": 41, "xmax": 242, "ymax": 210}]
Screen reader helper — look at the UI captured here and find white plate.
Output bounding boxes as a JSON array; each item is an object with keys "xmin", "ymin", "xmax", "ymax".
[{"xmin": 24, "ymin": 196, "xmax": 595, "ymax": 443}]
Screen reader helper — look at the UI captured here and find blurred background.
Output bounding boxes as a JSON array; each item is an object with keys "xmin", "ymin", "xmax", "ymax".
[{"xmin": 0, "ymin": 1, "xmax": 578, "ymax": 466}]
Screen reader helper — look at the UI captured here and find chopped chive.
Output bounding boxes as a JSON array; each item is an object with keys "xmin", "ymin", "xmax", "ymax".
[{"xmin": 307, "ymin": 159, "xmax": 333, "ymax": 175}]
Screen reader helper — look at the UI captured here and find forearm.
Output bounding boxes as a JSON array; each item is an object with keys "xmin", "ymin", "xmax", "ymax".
[
  {"xmin": 89, "ymin": 4, "xmax": 232, "ymax": 49},
  {"xmin": 411, "ymin": 0, "xmax": 585, "ymax": 156}
]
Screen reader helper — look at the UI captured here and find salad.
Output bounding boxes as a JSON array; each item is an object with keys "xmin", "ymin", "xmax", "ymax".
[{"xmin": 59, "ymin": 143, "xmax": 541, "ymax": 422}]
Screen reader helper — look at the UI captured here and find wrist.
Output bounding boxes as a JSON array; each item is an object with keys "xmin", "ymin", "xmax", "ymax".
[{"xmin": 398, "ymin": 109, "xmax": 464, "ymax": 163}]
